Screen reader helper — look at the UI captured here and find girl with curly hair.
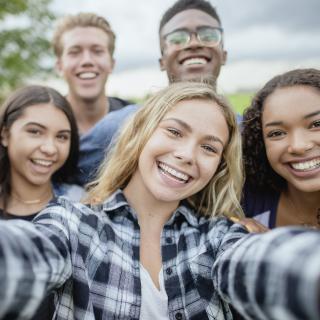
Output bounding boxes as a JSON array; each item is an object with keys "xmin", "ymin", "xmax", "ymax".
[{"xmin": 242, "ymin": 68, "xmax": 320, "ymax": 229}]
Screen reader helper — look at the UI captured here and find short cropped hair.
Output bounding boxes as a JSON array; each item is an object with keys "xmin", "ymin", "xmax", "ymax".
[
  {"xmin": 52, "ymin": 12, "xmax": 115, "ymax": 57},
  {"xmin": 159, "ymin": 0, "xmax": 221, "ymax": 32}
]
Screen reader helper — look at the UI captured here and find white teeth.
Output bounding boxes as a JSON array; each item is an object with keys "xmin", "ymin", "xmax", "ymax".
[
  {"xmin": 78, "ymin": 72, "xmax": 97, "ymax": 79},
  {"xmin": 32, "ymin": 159, "xmax": 53, "ymax": 167},
  {"xmin": 158, "ymin": 162, "xmax": 189, "ymax": 182},
  {"xmin": 291, "ymin": 158, "xmax": 320, "ymax": 171},
  {"xmin": 182, "ymin": 58, "xmax": 207, "ymax": 66}
]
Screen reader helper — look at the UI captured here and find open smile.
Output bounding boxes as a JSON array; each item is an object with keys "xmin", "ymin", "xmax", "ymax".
[
  {"xmin": 157, "ymin": 161, "xmax": 192, "ymax": 183},
  {"xmin": 289, "ymin": 157, "xmax": 320, "ymax": 172},
  {"xmin": 31, "ymin": 159, "xmax": 54, "ymax": 167},
  {"xmin": 76, "ymin": 71, "xmax": 99, "ymax": 80},
  {"xmin": 179, "ymin": 54, "xmax": 211, "ymax": 66}
]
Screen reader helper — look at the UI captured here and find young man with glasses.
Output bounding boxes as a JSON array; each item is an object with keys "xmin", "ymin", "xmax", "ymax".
[
  {"xmin": 77, "ymin": 0, "xmax": 230, "ymax": 184},
  {"xmin": 159, "ymin": 0, "xmax": 227, "ymax": 86}
]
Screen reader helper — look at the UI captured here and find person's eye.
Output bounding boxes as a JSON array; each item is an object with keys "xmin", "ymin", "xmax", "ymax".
[
  {"xmin": 27, "ymin": 128, "xmax": 41, "ymax": 135},
  {"xmin": 166, "ymin": 32, "xmax": 188, "ymax": 45},
  {"xmin": 57, "ymin": 134, "xmax": 70, "ymax": 141},
  {"xmin": 310, "ymin": 120, "xmax": 320, "ymax": 129},
  {"xmin": 68, "ymin": 50, "xmax": 79, "ymax": 55},
  {"xmin": 94, "ymin": 48, "xmax": 105, "ymax": 54},
  {"xmin": 201, "ymin": 144, "xmax": 218, "ymax": 154},
  {"xmin": 266, "ymin": 130, "xmax": 285, "ymax": 138},
  {"xmin": 167, "ymin": 127, "xmax": 182, "ymax": 137}
]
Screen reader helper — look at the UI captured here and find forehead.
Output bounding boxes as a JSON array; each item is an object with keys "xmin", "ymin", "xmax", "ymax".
[
  {"xmin": 60, "ymin": 26, "xmax": 110, "ymax": 50},
  {"xmin": 160, "ymin": 9, "xmax": 220, "ymax": 36},
  {"xmin": 163, "ymin": 98, "xmax": 229, "ymax": 145},
  {"xmin": 17, "ymin": 104, "xmax": 70, "ymax": 127},
  {"xmin": 263, "ymin": 85, "xmax": 320, "ymax": 120}
]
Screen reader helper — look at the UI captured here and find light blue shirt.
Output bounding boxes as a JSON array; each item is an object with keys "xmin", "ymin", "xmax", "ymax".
[{"xmin": 77, "ymin": 104, "xmax": 139, "ymax": 185}]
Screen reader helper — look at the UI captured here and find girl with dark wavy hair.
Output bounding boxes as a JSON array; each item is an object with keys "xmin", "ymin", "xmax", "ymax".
[{"xmin": 242, "ymin": 68, "xmax": 320, "ymax": 229}]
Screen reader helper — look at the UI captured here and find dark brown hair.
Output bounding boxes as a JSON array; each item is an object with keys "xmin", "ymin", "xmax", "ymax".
[
  {"xmin": 242, "ymin": 68, "xmax": 320, "ymax": 192},
  {"xmin": 0, "ymin": 85, "xmax": 79, "ymax": 211}
]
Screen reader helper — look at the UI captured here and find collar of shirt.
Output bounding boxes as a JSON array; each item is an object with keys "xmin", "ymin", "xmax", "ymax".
[{"xmin": 97, "ymin": 189, "xmax": 201, "ymax": 228}]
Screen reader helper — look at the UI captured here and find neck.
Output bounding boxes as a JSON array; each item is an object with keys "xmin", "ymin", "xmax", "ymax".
[
  {"xmin": 280, "ymin": 186, "xmax": 320, "ymax": 228},
  {"xmin": 7, "ymin": 184, "xmax": 53, "ymax": 216},
  {"xmin": 67, "ymin": 93, "xmax": 109, "ymax": 134},
  {"xmin": 123, "ymin": 174, "xmax": 178, "ymax": 228},
  {"xmin": 286, "ymin": 186, "xmax": 320, "ymax": 215}
]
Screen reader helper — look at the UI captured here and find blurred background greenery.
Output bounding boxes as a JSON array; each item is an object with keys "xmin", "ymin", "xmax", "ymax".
[{"xmin": 0, "ymin": 0, "xmax": 56, "ymax": 102}]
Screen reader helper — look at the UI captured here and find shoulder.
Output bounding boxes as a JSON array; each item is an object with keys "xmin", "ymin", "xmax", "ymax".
[
  {"xmin": 242, "ymin": 183, "xmax": 280, "ymax": 218},
  {"xmin": 53, "ymin": 183, "xmax": 85, "ymax": 202},
  {"xmin": 108, "ymin": 96, "xmax": 132, "ymax": 112},
  {"xmin": 94, "ymin": 104, "xmax": 139, "ymax": 130}
]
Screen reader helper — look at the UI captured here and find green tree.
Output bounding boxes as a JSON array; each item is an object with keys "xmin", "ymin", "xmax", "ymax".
[{"xmin": 0, "ymin": 0, "xmax": 56, "ymax": 102}]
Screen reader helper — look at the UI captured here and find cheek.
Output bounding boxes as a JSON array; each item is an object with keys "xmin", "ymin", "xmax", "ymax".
[
  {"xmin": 200, "ymin": 157, "xmax": 221, "ymax": 182},
  {"xmin": 99, "ymin": 55, "xmax": 113, "ymax": 70},
  {"xmin": 264, "ymin": 141, "xmax": 281, "ymax": 167},
  {"xmin": 59, "ymin": 143, "xmax": 71, "ymax": 162}
]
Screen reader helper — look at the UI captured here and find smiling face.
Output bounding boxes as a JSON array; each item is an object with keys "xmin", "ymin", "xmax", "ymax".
[
  {"xmin": 126, "ymin": 98, "xmax": 229, "ymax": 208},
  {"xmin": 159, "ymin": 9, "xmax": 227, "ymax": 83},
  {"xmin": 262, "ymin": 85, "xmax": 320, "ymax": 193},
  {"xmin": 56, "ymin": 26, "xmax": 114, "ymax": 103},
  {"xmin": 1, "ymin": 104, "xmax": 71, "ymax": 189}
]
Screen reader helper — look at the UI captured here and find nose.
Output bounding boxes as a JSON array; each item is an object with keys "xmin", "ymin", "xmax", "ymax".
[
  {"xmin": 80, "ymin": 50, "xmax": 94, "ymax": 65},
  {"xmin": 287, "ymin": 132, "xmax": 314, "ymax": 154},
  {"xmin": 40, "ymin": 138, "xmax": 57, "ymax": 156},
  {"xmin": 173, "ymin": 142, "xmax": 195, "ymax": 165},
  {"xmin": 187, "ymin": 32, "xmax": 203, "ymax": 48}
]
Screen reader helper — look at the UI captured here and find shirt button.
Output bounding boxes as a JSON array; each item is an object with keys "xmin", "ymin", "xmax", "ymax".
[
  {"xmin": 166, "ymin": 267, "xmax": 172, "ymax": 275},
  {"xmin": 165, "ymin": 237, "xmax": 172, "ymax": 244},
  {"xmin": 175, "ymin": 312, "xmax": 183, "ymax": 320}
]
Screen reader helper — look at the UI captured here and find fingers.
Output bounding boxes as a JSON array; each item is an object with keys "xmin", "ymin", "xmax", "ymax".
[{"xmin": 230, "ymin": 217, "xmax": 269, "ymax": 233}]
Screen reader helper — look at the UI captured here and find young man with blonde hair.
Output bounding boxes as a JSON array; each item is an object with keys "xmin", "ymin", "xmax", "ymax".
[{"xmin": 52, "ymin": 13, "xmax": 132, "ymax": 184}]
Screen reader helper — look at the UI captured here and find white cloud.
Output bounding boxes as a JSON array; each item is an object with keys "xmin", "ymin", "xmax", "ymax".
[{"xmin": 49, "ymin": 0, "xmax": 320, "ymax": 96}]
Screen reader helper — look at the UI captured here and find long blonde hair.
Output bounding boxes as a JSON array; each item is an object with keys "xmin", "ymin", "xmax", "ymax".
[{"xmin": 86, "ymin": 82, "xmax": 244, "ymax": 218}]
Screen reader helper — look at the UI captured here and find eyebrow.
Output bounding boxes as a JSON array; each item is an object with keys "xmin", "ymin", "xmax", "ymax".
[
  {"xmin": 162, "ymin": 118, "xmax": 225, "ymax": 146},
  {"xmin": 264, "ymin": 110, "xmax": 320, "ymax": 127},
  {"xmin": 304, "ymin": 110, "xmax": 320, "ymax": 119},
  {"xmin": 24, "ymin": 122, "xmax": 71, "ymax": 133}
]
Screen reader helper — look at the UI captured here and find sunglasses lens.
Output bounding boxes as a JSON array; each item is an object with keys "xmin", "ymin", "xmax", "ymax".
[
  {"xmin": 166, "ymin": 31, "xmax": 189, "ymax": 46},
  {"xmin": 198, "ymin": 27, "xmax": 222, "ymax": 45}
]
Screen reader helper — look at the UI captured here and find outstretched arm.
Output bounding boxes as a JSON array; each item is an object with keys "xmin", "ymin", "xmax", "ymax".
[
  {"xmin": 0, "ymin": 211, "xmax": 72, "ymax": 319},
  {"xmin": 214, "ymin": 227, "xmax": 320, "ymax": 320}
]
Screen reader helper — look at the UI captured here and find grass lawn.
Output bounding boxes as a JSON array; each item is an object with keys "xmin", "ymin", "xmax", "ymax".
[
  {"xmin": 129, "ymin": 92, "xmax": 255, "ymax": 116},
  {"xmin": 226, "ymin": 92, "xmax": 255, "ymax": 115}
]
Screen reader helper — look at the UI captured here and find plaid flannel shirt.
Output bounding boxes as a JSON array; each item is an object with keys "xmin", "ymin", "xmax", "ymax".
[{"xmin": 0, "ymin": 189, "xmax": 319, "ymax": 320}]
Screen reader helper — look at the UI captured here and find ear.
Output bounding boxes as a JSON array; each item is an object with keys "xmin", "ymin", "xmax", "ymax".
[
  {"xmin": 221, "ymin": 50, "xmax": 227, "ymax": 65},
  {"xmin": 159, "ymin": 56, "xmax": 166, "ymax": 71},
  {"xmin": 110, "ymin": 58, "xmax": 115, "ymax": 73},
  {"xmin": 1, "ymin": 127, "xmax": 9, "ymax": 147}
]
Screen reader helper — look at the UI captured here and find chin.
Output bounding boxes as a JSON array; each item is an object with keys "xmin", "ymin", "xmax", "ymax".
[
  {"xmin": 182, "ymin": 73, "xmax": 217, "ymax": 86},
  {"xmin": 152, "ymin": 189, "xmax": 183, "ymax": 203}
]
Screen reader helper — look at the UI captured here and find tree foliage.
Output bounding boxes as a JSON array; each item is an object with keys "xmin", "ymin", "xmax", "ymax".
[{"xmin": 0, "ymin": 0, "xmax": 56, "ymax": 101}]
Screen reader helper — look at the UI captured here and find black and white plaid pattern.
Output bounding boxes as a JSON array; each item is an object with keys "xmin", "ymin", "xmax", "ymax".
[{"xmin": 0, "ymin": 189, "xmax": 319, "ymax": 320}]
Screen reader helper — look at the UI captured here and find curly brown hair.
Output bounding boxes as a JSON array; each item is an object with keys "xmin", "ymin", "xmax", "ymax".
[{"xmin": 242, "ymin": 68, "xmax": 320, "ymax": 192}]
